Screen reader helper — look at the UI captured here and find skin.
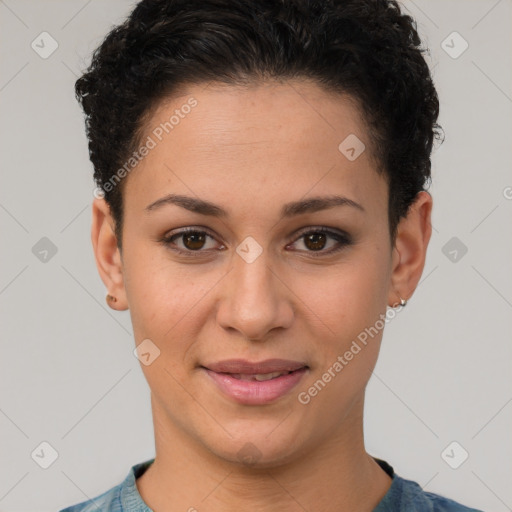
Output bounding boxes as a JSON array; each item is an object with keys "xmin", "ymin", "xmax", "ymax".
[{"xmin": 91, "ymin": 79, "xmax": 432, "ymax": 511}]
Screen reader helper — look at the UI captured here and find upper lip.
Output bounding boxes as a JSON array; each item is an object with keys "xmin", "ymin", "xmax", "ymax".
[{"xmin": 203, "ymin": 359, "xmax": 308, "ymax": 374}]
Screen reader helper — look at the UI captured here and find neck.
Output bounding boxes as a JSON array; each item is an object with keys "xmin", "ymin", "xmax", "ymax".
[{"xmin": 136, "ymin": 393, "xmax": 392, "ymax": 512}]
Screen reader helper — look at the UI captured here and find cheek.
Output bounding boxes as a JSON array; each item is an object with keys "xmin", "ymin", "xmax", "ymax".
[
  {"xmin": 125, "ymin": 259, "xmax": 217, "ymax": 408},
  {"xmin": 294, "ymin": 256, "xmax": 390, "ymax": 421},
  {"xmin": 293, "ymin": 246, "xmax": 390, "ymax": 340},
  {"xmin": 122, "ymin": 245, "xmax": 219, "ymax": 348}
]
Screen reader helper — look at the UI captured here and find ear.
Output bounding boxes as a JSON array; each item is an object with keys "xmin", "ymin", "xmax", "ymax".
[
  {"xmin": 91, "ymin": 197, "xmax": 128, "ymax": 310},
  {"xmin": 387, "ymin": 190, "xmax": 433, "ymax": 307}
]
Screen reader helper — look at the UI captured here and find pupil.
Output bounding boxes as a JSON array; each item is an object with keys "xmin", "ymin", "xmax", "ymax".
[
  {"xmin": 305, "ymin": 233, "xmax": 326, "ymax": 250},
  {"xmin": 184, "ymin": 232, "xmax": 205, "ymax": 250}
]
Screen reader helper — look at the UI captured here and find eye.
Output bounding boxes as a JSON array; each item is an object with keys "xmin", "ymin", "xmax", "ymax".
[
  {"xmin": 161, "ymin": 228, "xmax": 223, "ymax": 255},
  {"xmin": 160, "ymin": 226, "xmax": 352, "ymax": 258},
  {"xmin": 287, "ymin": 227, "xmax": 352, "ymax": 256}
]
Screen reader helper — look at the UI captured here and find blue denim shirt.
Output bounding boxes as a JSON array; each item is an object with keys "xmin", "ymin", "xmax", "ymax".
[{"xmin": 59, "ymin": 458, "xmax": 484, "ymax": 511}]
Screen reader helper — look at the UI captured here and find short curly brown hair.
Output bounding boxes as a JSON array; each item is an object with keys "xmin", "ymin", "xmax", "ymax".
[{"xmin": 75, "ymin": 0, "xmax": 443, "ymax": 250}]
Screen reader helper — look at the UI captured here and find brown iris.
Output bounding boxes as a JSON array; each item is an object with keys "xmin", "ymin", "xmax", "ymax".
[
  {"xmin": 304, "ymin": 232, "xmax": 327, "ymax": 251},
  {"xmin": 182, "ymin": 232, "xmax": 207, "ymax": 250}
]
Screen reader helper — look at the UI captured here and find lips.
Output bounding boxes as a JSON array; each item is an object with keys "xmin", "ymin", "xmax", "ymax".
[
  {"xmin": 201, "ymin": 359, "xmax": 308, "ymax": 405},
  {"xmin": 204, "ymin": 358, "xmax": 307, "ymax": 374}
]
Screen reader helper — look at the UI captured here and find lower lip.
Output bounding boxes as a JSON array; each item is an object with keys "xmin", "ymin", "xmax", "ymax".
[{"xmin": 202, "ymin": 367, "xmax": 308, "ymax": 405}]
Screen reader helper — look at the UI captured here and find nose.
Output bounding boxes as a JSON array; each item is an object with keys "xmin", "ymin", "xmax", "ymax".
[{"xmin": 216, "ymin": 248, "xmax": 294, "ymax": 341}]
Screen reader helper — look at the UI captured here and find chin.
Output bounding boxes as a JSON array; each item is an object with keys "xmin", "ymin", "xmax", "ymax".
[{"xmin": 204, "ymin": 423, "xmax": 312, "ymax": 470}]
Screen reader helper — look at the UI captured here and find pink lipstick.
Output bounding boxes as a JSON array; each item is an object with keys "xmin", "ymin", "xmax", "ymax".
[{"xmin": 201, "ymin": 359, "xmax": 308, "ymax": 405}]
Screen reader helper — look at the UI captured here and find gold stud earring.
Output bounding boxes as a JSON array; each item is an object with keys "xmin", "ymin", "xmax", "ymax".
[{"xmin": 106, "ymin": 294, "xmax": 117, "ymax": 305}]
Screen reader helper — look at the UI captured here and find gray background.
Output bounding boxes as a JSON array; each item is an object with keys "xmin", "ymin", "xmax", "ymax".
[{"xmin": 0, "ymin": 0, "xmax": 511, "ymax": 511}]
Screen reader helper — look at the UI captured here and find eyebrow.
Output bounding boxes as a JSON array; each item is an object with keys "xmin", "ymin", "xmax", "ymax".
[{"xmin": 144, "ymin": 193, "xmax": 365, "ymax": 217}]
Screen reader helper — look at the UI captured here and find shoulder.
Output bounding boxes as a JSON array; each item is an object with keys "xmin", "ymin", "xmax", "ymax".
[
  {"xmin": 58, "ymin": 482, "xmax": 122, "ymax": 512},
  {"xmin": 58, "ymin": 459, "xmax": 154, "ymax": 512},
  {"xmin": 377, "ymin": 473, "xmax": 485, "ymax": 512}
]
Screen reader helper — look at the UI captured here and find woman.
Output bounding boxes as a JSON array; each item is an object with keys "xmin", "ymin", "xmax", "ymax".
[{"xmin": 60, "ymin": 0, "xmax": 483, "ymax": 510}]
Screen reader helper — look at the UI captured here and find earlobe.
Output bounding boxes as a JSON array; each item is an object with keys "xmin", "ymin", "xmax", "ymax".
[
  {"xmin": 387, "ymin": 191, "xmax": 433, "ymax": 307},
  {"xmin": 91, "ymin": 198, "xmax": 128, "ymax": 310}
]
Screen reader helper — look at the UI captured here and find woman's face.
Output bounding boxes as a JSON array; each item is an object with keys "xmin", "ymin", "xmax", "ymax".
[{"xmin": 93, "ymin": 80, "xmax": 428, "ymax": 467}]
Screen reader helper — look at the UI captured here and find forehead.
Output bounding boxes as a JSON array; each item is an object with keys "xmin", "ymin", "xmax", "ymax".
[
  {"xmin": 143, "ymin": 79, "xmax": 370, "ymax": 155},
  {"xmin": 124, "ymin": 80, "xmax": 387, "ymax": 216}
]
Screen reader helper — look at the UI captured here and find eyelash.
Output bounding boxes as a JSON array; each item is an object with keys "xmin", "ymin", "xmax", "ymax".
[{"xmin": 160, "ymin": 226, "xmax": 352, "ymax": 258}]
